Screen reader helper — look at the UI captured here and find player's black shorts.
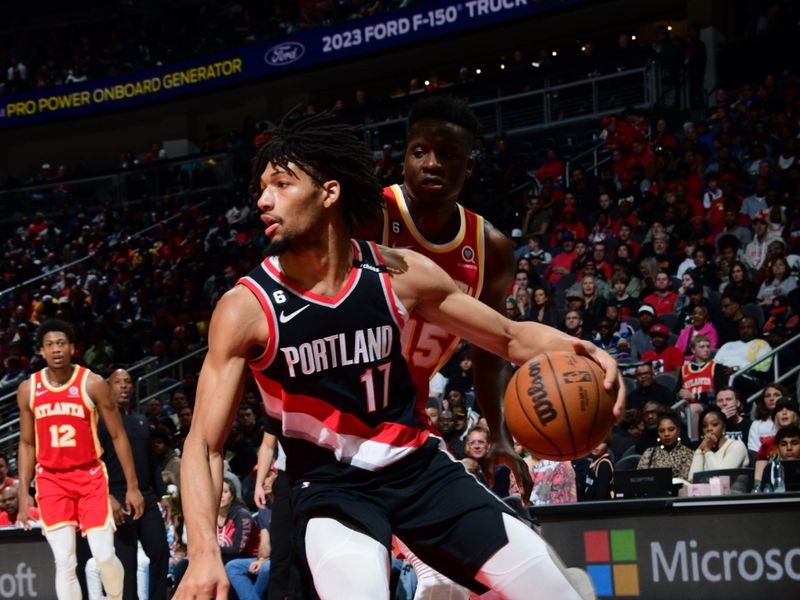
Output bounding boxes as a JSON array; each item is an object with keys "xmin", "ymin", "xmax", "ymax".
[{"xmin": 290, "ymin": 436, "xmax": 516, "ymax": 592}]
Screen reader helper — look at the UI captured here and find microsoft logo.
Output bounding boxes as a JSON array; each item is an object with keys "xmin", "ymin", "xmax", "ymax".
[{"xmin": 584, "ymin": 529, "xmax": 640, "ymax": 597}]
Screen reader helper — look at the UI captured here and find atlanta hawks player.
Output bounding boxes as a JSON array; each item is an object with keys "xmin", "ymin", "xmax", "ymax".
[{"xmin": 17, "ymin": 319, "xmax": 143, "ymax": 600}]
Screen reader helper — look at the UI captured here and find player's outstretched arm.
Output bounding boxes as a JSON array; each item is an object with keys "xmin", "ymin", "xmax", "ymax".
[
  {"xmin": 471, "ymin": 225, "xmax": 533, "ymax": 502},
  {"xmin": 15, "ymin": 380, "xmax": 36, "ymax": 529},
  {"xmin": 391, "ymin": 249, "xmax": 625, "ymax": 419},
  {"xmin": 175, "ymin": 286, "xmax": 267, "ymax": 600},
  {"xmin": 91, "ymin": 373, "xmax": 144, "ymax": 519}
]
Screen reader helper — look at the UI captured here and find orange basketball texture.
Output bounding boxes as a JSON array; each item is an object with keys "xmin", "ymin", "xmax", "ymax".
[{"xmin": 504, "ymin": 351, "xmax": 615, "ymax": 461}]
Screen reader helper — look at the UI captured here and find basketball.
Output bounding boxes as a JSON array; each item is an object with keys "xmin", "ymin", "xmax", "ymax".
[{"xmin": 504, "ymin": 351, "xmax": 615, "ymax": 461}]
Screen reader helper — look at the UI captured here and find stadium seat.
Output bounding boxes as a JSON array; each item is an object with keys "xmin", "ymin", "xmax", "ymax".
[
  {"xmin": 656, "ymin": 372, "xmax": 678, "ymax": 391},
  {"xmin": 658, "ymin": 312, "xmax": 678, "ymax": 332}
]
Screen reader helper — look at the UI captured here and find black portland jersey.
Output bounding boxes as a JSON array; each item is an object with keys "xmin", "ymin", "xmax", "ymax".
[{"xmin": 238, "ymin": 240, "xmax": 429, "ymax": 481}]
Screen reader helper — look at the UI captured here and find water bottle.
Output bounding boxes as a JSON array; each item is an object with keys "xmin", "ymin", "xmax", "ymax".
[{"xmin": 773, "ymin": 460, "xmax": 786, "ymax": 493}]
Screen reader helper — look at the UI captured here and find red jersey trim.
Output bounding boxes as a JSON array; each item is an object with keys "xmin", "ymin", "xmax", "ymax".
[
  {"xmin": 386, "ymin": 184, "xmax": 467, "ymax": 253},
  {"xmin": 237, "ymin": 276, "xmax": 280, "ymax": 370},
  {"xmin": 262, "ymin": 256, "xmax": 362, "ymax": 307},
  {"xmin": 254, "ymin": 372, "xmax": 428, "ymax": 448}
]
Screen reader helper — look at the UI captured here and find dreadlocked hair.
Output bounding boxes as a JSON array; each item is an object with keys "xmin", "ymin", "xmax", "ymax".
[
  {"xmin": 408, "ymin": 95, "xmax": 480, "ymax": 138},
  {"xmin": 249, "ymin": 109, "xmax": 384, "ymax": 232}
]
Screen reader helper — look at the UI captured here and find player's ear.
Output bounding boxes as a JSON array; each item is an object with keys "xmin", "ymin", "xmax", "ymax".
[
  {"xmin": 465, "ymin": 154, "xmax": 475, "ymax": 180},
  {"xmin": 320, "ymin": 179, "xmax": 340, "ymax": 208}
]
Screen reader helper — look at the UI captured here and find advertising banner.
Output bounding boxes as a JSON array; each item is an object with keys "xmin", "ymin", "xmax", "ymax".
[
  {"xmin": 0, "ymin": 530, "xmax": 55, "ymax": 598},
  {"xmin": 0, "ymin": 0, "xmax": 586, "ymax": 128},
  {"xmin": 539, "ymin": 499, "xmax": 800, "ymax": 598}
]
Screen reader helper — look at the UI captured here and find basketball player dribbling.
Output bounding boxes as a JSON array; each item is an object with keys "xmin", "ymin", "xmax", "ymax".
[
  {"xmin": 175, "ymin": 113, "xmax": 623, "ymax": 600},
  {"xmin": 16, "ymin": 319, "xmax": 144, "ymax": 600}
]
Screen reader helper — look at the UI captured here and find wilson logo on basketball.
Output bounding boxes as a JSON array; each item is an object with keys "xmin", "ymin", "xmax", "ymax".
[{"xmin": 527, "ymin": 360, "xmax": 558, "ymax": 426}]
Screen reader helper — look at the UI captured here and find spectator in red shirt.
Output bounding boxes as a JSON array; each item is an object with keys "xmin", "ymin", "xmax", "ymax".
[
  {"xmin": 613, "ymin": 222, "xmax": 641, "ymax": 259},
  {"xmin": 544, "ymin": 232, "xmax": 577, "ymax": 284},
  {"xmin": 641, "ymin": 324, "xmax": 684, "ymax": 374},
  {"xmin": 590, "ymin": 241, "xmax": 613, "ymax": 281},
  {"xmin": 611, "ymin": 197, "xmax": 638, "ymax": 235},
  {"xmin": 642, "ymin": 272, "xmax": 678, "ymax": 316},
  {"xmin": 0, "ymin": 453, "xmax": 16, "ymax": 494},
  {"xmin": 549, "ymin": 205, "xmax": 586, "ymax": 248},
  {"xmin": 535, "ymin": 148, "xmax": 565, "ymax": 186}
]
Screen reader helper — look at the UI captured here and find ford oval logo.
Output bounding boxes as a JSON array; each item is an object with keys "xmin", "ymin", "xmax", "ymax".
[{"xmin": 264, "ymin": 42, "xmax": 305, "ymax": 66}]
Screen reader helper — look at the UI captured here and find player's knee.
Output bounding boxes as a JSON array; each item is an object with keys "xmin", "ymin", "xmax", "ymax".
[
  {"xmin": 54, "ymin": 551, "xmax": 77, "ymax": 575},
  {"xmin": 87, "ymin": 525, "xmax": 117, "ymax": 563},
  {"xmin": 97, "ymin": 557, "xmax": 124, "ymax": 594}
]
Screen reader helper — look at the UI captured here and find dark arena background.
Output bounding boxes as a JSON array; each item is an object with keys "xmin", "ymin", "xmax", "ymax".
[{"xmin": 1, "ymin": 1, "xmax": 800, "ymax": 598}]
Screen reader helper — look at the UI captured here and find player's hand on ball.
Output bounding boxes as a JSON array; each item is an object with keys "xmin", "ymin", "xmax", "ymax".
[{"xmin": 573, "ymin": 340, "xmax": 625, "ymax": 421}]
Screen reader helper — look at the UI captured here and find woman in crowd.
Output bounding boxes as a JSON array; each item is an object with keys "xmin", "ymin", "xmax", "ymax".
[
  {"xmin": 583, "ymin": 434, "xmax": 615, "ymax": 501},
  {"xmin": 722, "ymin": 260, "xmax": 758, "ymax": 306},
  {"xmin": 747, "ymin": 384, "xmax": 787, "ymax": 452},
  {"xmin": 757, "ymin": 256, "xmax": 797, "ymax": 305},
  {"xmin": 675, "ymin": 305, "xmax": 719, "ymax": 358},
  {"xmin": 509, "ymin": 441, "xmax": 577, "ymax": 506},
  {"xmin": 527, "ymin": 286, "xmax": 562, "ymax": 328},
  {"xmin": 674, "ymin": 269, "xmax": 697, "ymax": 315},
  {"xmin": 172, "ymin": 477, "xmax": 259, "ymax": 587},
  {"xmin": 637, "ymin": 411, "xmax": 694, "ymax": 481},
  {"xmin": 578, "ymin": 274, "xmax": 607, "ymax": 332},
  {"xmin": 688, "ymin": 407, "xmax": 749, "ymax": 481},
  {"xmin": 754, "ymin": 398, "xmax": 800, "ymax": 482},
  {"xmin": 514, "ymin": 285, "xmax": 533, "ymax": 320}
]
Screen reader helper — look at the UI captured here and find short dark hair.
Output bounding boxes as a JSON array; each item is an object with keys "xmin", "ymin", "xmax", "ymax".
[
  {"xmin": 408, "ymin": 96, "xmax": 480, "ymax": 138},
  {"xmin": 716, "ymin": 386, "xmax": 740, "ymax": 401},
  {"xmin": 249, "ymin": 110, "xmax": 383, "ymax": 232},
  {"xmin": 700, "ymin": 406, "xmax": 727, "ymax": 428},
  {"xmin": 776, "ymin": 425, "xmax": 800, "ymax": 444},
  {"xmin": 36, "ymin": 319, "xmax": 76, "ymax": 347},
  {"xmin": 657, "ymin": 409, "xmax": 683, "ymax": 431}
]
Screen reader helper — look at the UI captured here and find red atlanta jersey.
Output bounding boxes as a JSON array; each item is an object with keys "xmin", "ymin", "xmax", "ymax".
[
  {"xmin": 29, "ymin": 366, "xmax": 102, "ymax": 469},
  {"xmin": 680, "ymin": 360, "xmax": 717, "ymax": 399},
  {"xmin": 381, "ymin": 184, "xmax": 485, "ymax": 398}
]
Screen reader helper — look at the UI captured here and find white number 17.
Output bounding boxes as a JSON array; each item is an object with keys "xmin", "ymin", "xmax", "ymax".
[{"xmin": 360, "ymin": 363, "xmax": 392, "ymax": 412}]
